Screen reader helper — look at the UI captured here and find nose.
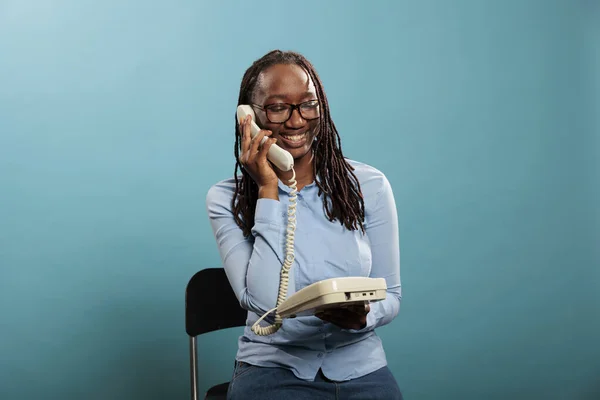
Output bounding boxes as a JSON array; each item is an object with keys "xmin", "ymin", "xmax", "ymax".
[{"xmin": 284, "ymin": 108, "xmax": 306, "ymax": 129}]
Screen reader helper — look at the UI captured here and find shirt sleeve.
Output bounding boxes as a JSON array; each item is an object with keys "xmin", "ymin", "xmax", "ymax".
[
  {"xmin": 344, "ymin": 175, "xmax": 402, "ymax": 333},
  {"xmin": 206, "ymin": 185, "xmax": 287, "ymax": 317}
]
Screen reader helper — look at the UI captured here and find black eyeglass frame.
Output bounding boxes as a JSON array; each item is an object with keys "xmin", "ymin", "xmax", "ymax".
[{"xmin": 251, "ymin": 100, "xmax": 321, "ymax": 124}]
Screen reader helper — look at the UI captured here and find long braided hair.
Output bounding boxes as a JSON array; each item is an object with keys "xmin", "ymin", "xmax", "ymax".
[{"xmin": 232, "ymin": 50, "xmax": 365, "ymax": 237}]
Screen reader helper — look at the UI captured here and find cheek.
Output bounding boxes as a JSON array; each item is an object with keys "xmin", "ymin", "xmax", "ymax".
[
  {"xmin": 263, "ymin": 123, "xmax": 282, "ymax": 135},
  {"xmin": 255, "ymin": 114, "xmax": 277, "ymax": 132}
]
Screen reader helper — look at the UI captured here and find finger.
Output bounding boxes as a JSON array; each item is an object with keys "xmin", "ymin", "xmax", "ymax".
[
  {"xmin": 319, "ymin": 314, "xmax": 362, "ymax": 330},
  {"xmin": 257, "ymin": 133, "xmax": 275, "ymax": 160},
  {"xmin": 315, "ymin": 312, "xmax": 336, "ymax": 323},
  {"xmin": 334, "ymin": 314, "xmax": 365, "ymax": 330},
  {"xmin": 316, "ymin": 310, "xmax": 352, "ymax": 323},
  {"xmin": 346, "ymin": 303, "xmax": 370, "ymax": 315},
  {"xmin": 327, "ymin": 305, "xmax": 367, "ymax": 317},
  {"xmin": 249, "ymin": 129, "xmax": 268, "ymax": 158},
  {"xmin": 240, "ymin": 116, "xmax": 251, "ymax": 155},
  {"xmin": 324, "ymin": 308, "xmax": 367, "ymax": 325},
  {"xmin": 315, "ymin": 313, "xmax": 341, "ymax": 325}
]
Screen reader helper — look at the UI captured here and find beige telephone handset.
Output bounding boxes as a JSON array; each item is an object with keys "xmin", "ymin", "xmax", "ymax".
[{"xmin": 236, "ymin": 105, "xmax": 387, "ymax": 336}]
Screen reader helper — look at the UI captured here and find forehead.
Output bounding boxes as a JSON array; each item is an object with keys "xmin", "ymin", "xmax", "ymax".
[{"xmin": 254, "ymin": 64, "xmax": 316, "ymax": 102}]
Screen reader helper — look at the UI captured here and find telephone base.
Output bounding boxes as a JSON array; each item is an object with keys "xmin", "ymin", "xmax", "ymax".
[{"xmin": 276, "ymin": 277, "xmax": 387, "ymax": 319}]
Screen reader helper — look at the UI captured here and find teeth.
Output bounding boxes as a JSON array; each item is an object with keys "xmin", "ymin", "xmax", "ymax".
[{"xmin": 281, "ymin": 133, "xmax": 306, "ymax": 142}]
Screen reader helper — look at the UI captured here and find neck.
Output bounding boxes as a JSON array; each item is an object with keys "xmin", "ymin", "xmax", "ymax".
[{"xmin": 276, "ymin": 151, "xmax": 315, "ymax": 191}]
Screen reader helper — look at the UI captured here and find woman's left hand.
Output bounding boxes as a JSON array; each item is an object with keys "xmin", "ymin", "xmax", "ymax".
[{"xmin": 315, "ymin": 304, "xmax": 370, "ymax": 330}]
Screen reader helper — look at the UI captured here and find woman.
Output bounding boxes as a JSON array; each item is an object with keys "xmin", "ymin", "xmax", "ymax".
[{"xmin": 206, "ymin": 50, "xmax": 402, "ymax": 399}]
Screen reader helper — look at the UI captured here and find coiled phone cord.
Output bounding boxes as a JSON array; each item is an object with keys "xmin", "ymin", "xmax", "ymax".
[{"xmin": 251, "ymin": 168, "xmax": 298, "ymax": 336}]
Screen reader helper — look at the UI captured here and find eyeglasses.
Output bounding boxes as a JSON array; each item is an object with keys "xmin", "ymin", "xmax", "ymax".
[{"xmin": 252, "ymin": 100, "xmax": 320, "ymax": 124}]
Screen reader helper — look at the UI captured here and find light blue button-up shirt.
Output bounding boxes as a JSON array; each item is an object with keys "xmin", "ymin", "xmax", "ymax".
[{"xmin": 206, "ymin": 159, "xmax": 401, "ymax": 381}]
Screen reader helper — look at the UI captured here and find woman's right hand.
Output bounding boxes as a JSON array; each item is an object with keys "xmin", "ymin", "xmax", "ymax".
[{"xmin": 238, "ymin": 115, "xmax": 279, "ymax": 197}]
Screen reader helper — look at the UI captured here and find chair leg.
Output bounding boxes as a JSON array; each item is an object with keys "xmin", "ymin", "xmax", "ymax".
[{"xmin": 189, "ymin": 336, "xmax": 199, "ymax": 400}]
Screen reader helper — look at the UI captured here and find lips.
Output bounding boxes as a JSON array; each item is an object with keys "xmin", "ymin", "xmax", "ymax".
[{"xmin": 278, "ymin": 132, "xmax": 309, "ymax": 148}]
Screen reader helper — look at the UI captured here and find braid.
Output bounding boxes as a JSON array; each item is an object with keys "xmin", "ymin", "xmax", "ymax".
[{"xmin": 231, "ymin": 50, "xmax": 365, "ymax": 237}]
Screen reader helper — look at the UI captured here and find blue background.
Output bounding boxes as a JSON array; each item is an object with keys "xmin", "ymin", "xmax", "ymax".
[{"xmin": 1, "ymin": 1, "xmax": 598, "ymax": 399}]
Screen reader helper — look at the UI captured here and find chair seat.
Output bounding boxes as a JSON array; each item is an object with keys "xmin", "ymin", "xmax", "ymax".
[{"xmin": 205, "ymin": 381, "xmax": 230, "ymax": 400}]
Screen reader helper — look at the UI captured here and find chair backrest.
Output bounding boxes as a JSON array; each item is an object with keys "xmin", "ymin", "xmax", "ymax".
[{"xmin": 185, "ymin": 268, "xmax": 247, "ymax": 336}]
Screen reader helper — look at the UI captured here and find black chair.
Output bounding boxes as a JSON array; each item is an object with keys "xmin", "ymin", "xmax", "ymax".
[{"xmin": 186, "ymin": 268, "xmax": 247, "ymax": 400}]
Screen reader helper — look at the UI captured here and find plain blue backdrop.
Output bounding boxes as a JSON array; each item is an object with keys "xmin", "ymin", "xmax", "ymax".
[{"xmin": 1, "ymin": 1, "xmax": 598, "ymax": 399}]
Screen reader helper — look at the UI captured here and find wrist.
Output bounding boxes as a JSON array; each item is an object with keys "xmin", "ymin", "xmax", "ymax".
[{"xmin": 258, "ymin": 184, "xmax": 279, "ymax": 200}]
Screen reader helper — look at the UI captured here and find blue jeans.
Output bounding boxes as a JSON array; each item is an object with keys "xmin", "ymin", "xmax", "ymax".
[{"xmin": 227, "ymin": 361, "xmax": 403, "ymax": 400}]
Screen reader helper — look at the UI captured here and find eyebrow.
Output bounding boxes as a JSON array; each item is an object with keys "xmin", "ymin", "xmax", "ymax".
[{"xmin": 265, "ymin": 92, "xmax": 316, "ymax": 102}]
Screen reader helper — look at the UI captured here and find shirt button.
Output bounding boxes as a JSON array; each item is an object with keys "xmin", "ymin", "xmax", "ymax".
[{"xmin": 317, "ymin": 353, "xmax": 323, "ymax": 358}]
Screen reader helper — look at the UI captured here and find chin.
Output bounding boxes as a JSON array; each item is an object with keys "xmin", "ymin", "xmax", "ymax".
[{"xmin": 287, "ymin": 146, "xmax": 313, "ymax": 161}]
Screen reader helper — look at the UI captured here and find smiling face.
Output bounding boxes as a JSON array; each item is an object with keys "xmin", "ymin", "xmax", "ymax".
[{"xmin": 251, "ymin": 64, "xmax": 321, "ymax": 161}]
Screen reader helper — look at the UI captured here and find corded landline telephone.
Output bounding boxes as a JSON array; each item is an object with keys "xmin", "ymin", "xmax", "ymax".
[{"xmin": 236, "ymin": 105, "xmax": 387, "ymax": 336}]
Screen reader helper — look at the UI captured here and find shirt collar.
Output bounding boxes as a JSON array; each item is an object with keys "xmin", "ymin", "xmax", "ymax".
[{"xmin": 277, "ymin": 173, "xmax": 320, "ymax": 193}]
